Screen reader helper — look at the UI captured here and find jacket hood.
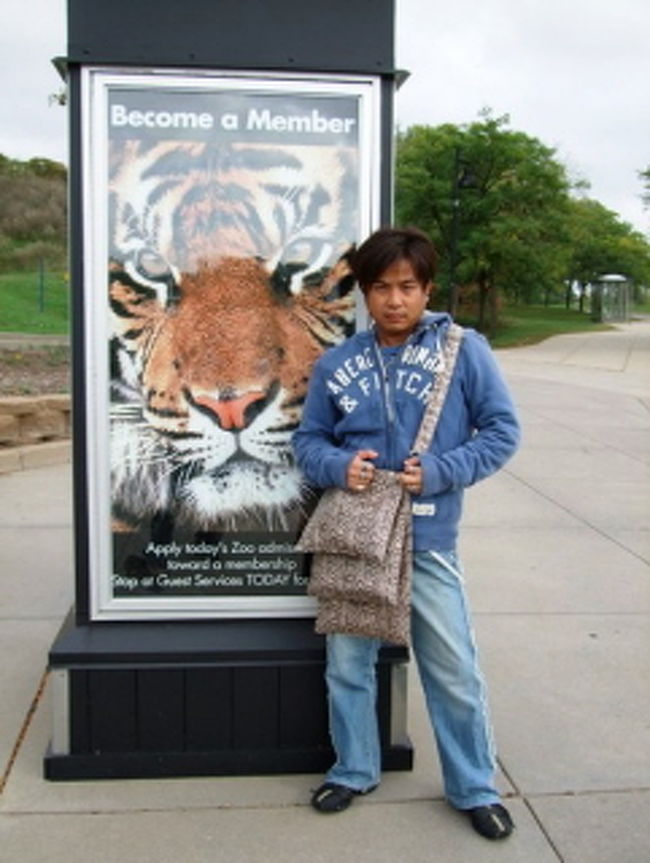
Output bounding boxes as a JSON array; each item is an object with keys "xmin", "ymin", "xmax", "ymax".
[
  {"xmin": 419, "ymin": 311, "xmax": 453, "ymax": 332},
  {"xmin": 363, "ymin": 310, "xmax": 454, "ymax": 345}
]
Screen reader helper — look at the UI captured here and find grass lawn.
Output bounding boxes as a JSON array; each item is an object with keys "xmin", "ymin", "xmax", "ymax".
[
  {"xmin": 487, "ymin": 304, "xmax": 613, "ymax": 348},
  {"xmin": 0, "ymin": 269, "xmax": 645, "ymax": 349},
  {"xmin": 0, "ymin": 270, "xmax": 69, "ymax": 334}
]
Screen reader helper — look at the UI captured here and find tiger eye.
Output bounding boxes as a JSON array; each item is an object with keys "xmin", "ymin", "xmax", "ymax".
[{"xmin": 137, "ymin": 249, "xmax": 170, "ymax": 279}]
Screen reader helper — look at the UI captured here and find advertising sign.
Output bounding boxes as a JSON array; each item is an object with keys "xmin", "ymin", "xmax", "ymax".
[{"xmin": 81, "ymin": 68, "xmax": 380, "ymax": 619}]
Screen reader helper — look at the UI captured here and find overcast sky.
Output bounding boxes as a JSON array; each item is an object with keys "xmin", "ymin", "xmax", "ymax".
[{"xmin": 1, "ymin": 0, "xmax": 648, "ymax": 234}]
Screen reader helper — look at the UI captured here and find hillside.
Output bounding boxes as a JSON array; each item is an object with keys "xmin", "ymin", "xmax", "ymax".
[{"xmin": 0, "ymin": 154, "xmax": 67, "ymax": 271}]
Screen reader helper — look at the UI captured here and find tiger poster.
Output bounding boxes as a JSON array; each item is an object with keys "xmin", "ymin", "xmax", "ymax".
[{"xmin": 82, "ymin": 70, "xmax": 379, "ymax": 618}]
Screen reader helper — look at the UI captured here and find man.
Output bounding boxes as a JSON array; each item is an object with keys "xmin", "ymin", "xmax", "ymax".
[{"xmin": 292, "ymin": 227, "xmax": 520, "ymax": 840}]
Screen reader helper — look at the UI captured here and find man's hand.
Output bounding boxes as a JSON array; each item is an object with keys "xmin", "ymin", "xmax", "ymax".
[
  {"xmin": 399, "ymin": 455, "xmax": 423, "ymax": 495},
  {"xmin": 346, "ymin": 449, "xmax": 378, "ymax": 492}
]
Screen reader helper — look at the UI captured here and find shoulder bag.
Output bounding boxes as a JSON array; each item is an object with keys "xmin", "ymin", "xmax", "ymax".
[{"xmin": 296, "ymin": 323, "xmax": 463, "ymax": 645}]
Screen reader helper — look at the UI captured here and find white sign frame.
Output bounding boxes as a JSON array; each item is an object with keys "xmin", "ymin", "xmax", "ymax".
[{"xmin": 80, "ymin": 66, "xmax": 381, "ymax": 620}]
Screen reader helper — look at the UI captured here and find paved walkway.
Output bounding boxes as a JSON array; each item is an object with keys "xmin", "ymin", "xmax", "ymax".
[
  {"xmin": 1, "ymin": 321, "xmax": 648, "ymax": 862},
  {"xmin": 0, "ymin": 332, "xmax": 69, "ymax": 348}
]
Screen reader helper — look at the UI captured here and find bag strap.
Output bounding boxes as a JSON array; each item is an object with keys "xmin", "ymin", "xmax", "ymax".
[{"xmin": 411, "ymin": 323, "xmax": 463, "ymax": 454}]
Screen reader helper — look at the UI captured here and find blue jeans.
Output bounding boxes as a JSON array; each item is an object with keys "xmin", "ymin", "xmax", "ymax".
[{"xmin": 324, "ymin": 550, "xmax": 500, "ymax": 809}]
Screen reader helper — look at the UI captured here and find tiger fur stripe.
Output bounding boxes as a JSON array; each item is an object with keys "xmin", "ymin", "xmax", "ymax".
[{"xmin": 108, "ymin": 139, "xmax": 358, "ymax": 531}]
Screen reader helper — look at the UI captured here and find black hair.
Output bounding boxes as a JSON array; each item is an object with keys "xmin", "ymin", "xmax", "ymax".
[{"xmin": 351, "ymin": 226, "xmax": 437, "ymax": 291}]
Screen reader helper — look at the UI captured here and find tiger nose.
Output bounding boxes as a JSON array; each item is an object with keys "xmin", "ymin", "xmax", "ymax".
[{"xmin": 194, "ymin": 391, "xmax": 266, "ymax": 430}]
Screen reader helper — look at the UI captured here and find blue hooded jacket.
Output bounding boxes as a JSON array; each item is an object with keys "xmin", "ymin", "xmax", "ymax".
[{"xmin": 293, "ymin": 312, "xmax": 520, "ymax": 551}]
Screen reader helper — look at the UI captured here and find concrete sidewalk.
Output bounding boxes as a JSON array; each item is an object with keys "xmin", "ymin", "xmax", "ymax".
[{"xmin": 1, "ymin": 322, "xmax": 648, "ymax": 862}]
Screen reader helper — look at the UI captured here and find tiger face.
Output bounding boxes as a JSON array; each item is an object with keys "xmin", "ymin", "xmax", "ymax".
[{"xmin": 108, "ymin": 140, "xmax": 357, "ymax": 530}]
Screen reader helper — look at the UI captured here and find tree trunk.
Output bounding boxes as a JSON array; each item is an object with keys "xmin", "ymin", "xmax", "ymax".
[
  {"xmin": 488, "ymin": 279, "xmax": 498, "ymax": 336},
  {"xmin": 578, "ymin": 283, "xmax": 586, "ymax": 313},
  {"xmin": 477, "ymin": 270, "xmax": 489, "ymax": 331}
]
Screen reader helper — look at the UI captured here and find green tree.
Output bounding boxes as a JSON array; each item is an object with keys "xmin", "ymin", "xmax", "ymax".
[
  {"xmin": 639, "ymin": 166, "xmax": 650, "ymax": 210},
  {"xmin": 565, "ymin": 198, "xmax": 650, "ymax": 310},
  {"xmin": 396, "ymin": 113, "xmax": 571, "ymax": 332}
]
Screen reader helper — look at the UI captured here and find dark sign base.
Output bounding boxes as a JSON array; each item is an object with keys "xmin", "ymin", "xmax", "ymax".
[
  {"xmin": 45, "ymin": 610, "xmax": 413, "ymax": 781},
  {"xmin": 44, "ymin": 744, "xmax": 414, "ymax": 782}
]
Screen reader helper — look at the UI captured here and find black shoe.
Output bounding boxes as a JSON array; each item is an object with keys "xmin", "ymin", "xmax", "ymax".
[
  {"xmin": 311, "ymin": 782, "xmax": 374, "ymax": 813},
  {"xmin": 466, "ymin": 804, "xmax": 514, "ymax": 840}
]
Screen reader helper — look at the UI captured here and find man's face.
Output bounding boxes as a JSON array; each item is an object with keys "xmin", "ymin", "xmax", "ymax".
[{"xmin": 364, "ymin": 257, "xmax": 431, "ymax": 346}]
